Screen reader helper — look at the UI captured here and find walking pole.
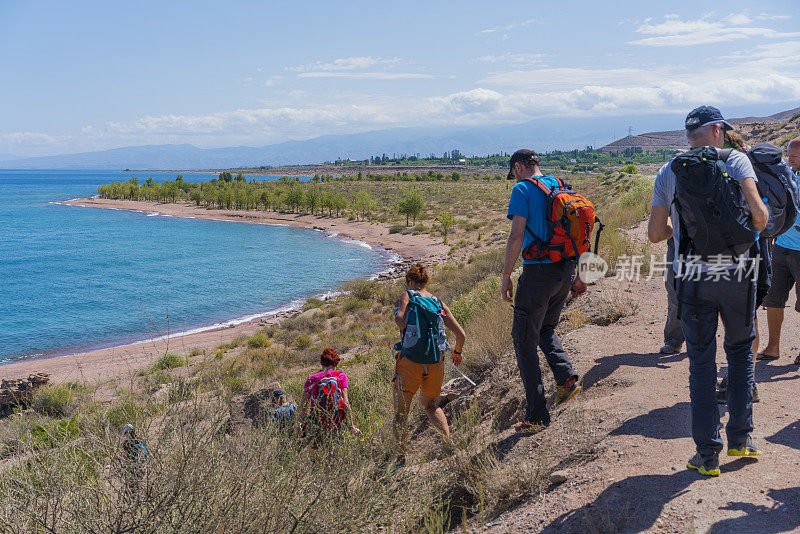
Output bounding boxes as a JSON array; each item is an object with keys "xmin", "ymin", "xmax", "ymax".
[{"xmin": 448, "ymin": 358, "xmax": 476, "ymax": 387}]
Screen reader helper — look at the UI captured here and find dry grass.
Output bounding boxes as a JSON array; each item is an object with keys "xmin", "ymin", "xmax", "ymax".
[{"xmin": 0, "ymin": 171, "xmax": 655, "ymax": 530}]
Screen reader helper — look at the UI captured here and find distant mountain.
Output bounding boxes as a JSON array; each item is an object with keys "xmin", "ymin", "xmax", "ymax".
[
  {"xmin": 601, "ymin": 107, "xmax": 800, "ymax": 153},
  {"xmin": 2, "ymin": 103, "xmax": 796, "ymax": 169},
  {"xmin": 0, "ymin": 113, "xmax": 687, "ymax": 170}
]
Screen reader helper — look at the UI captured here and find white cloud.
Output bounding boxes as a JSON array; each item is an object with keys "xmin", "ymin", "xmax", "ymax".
[
  {"xmin": 630, "ymin": 13, "xmax": 800, "ymax": 47},
  {"xmin": 479, "ymin": 67, "xmax": 670, "ymax": 90},
  {"xmin": 0, "ymin": 132, "xmax": 65, "ymax": 145},
  {"xmin": 474, "ymin": 53, "xmax": 548, "ymax": 67},
  {"xmin": 288, "ymin": 56, "xmax": 403, "ymax": 73},
  {"xmin": 739, "ymin": 40, "xmax": 800, "ymax": 62},
  {"xmin": 480, "ymin": 18, "xmax": 539, "ymax": 35},
  {"xmin": 755, "ymin": 13, "xmax": 791, "ymax": 21},
  {"xmin": 297, "ymin": 72, "xmax": 433, "ymax": 79},
  {"xmin": 430, "ymin": 88, "xmax": 505, "ymax": 114}
]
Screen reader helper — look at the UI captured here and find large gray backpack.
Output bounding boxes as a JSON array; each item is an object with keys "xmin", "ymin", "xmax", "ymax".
[{"xmin": 748, "ymin": 142, "xmax": 800, "ymax": 238}]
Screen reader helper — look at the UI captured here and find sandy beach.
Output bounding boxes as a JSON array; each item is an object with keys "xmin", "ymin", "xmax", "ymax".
[{"xmin": 0, "ymin": 197, "xmax": 449, "ymax": 384}]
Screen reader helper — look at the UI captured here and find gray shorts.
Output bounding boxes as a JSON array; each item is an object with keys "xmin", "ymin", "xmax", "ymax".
[{"xmin": 762, "ymin": 244, "xmax": 800, "ymax": 311}]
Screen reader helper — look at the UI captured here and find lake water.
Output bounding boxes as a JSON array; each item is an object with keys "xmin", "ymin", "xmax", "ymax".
[{"xmin": 0, "ymin": 170, "xmax": 388, "ymax": 364}]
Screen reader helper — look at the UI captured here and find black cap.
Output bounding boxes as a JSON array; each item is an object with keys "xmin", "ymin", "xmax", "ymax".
[
  {"xmin": 507, "ymin": 149, "xmax": 540, "ymax": 180},
  {"xmin": 685, "ymin": 106, "xmax": 733, "ymax": 132}
]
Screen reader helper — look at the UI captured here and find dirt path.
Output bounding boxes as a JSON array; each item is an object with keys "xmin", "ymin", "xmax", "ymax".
[{"xmin": 484, "ymin": 276, "xmax": 800, "ymax": 533}]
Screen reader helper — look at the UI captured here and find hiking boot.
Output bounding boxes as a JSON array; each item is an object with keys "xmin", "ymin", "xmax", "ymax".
[
  {"xmin": 659, "ymin": 344, "xmax": 681, "ymax": 355},
  {"xmin": 514, "ymin": 421, "xmax": 547, "ymax": 434},
  {"xmin": 752, "ymin": 383, "xmax": 760, "ymax": 403},
  {"xmin": 794, "ymin": 353, "xmax": 800, "ymax": 366},
  {"xmin": 556, "ymin": 377, "xmax": 582, "ymax": 405},
  {"xmin": 728, "ymin": 436, "xmax": 762, "ymax": 457},
  {"xmin": 687, "ymin": 453, "xmax": 720, "ymax": 477}
]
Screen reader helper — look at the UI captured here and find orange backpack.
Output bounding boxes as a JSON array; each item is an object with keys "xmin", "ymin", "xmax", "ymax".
[{"xmin": 521, "ymin": 176, "xmax": 604, "ymax": 262}]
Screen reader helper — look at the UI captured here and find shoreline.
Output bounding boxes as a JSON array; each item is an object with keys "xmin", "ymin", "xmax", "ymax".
[{"xmin": 0, "ymin": 197, "xmax": 448, "ymax": 383}]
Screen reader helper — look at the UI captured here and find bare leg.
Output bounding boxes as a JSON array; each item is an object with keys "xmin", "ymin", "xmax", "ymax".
[
  {"xmin": 761, "ymin": 307, "xmax": 784, "ymax": 358},
  {"xmin": 419, "ymin": 392, "xmax": 450, "ymax": 441},
  {"xmin": 393, "ymin": 388, "xmax": 415, "ymax": 455}
]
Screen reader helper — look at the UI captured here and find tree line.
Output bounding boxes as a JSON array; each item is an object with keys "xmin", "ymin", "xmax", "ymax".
[{"xmin": 97, "ymin": 175, "xmax": 428, "ymax": 225}]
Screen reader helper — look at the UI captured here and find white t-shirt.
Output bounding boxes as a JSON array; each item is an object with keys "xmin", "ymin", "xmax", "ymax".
[{"xmin": 651, "ymin": 148, "xmax": 757, "ymax": 270}]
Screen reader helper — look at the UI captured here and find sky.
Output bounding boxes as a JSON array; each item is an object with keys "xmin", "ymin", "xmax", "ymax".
[{"xmin": 1, "ymin": 0, "xmax": 799, "ymax": 157}]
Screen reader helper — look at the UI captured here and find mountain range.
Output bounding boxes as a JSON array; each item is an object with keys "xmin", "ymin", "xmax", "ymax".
[{"xmin": 1, "ymin": 103, "xmax": 796, "ymax": 170}]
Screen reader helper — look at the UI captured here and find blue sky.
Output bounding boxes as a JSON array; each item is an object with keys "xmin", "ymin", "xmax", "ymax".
[{"xmin": 1, "ymin": 0, "xmax": 798, "ymax": 156}]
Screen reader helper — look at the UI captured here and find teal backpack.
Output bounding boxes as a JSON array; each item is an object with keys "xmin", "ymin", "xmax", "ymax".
[{"xmin": 397, "ymin": 290, "xmax": 450, "ymax": 364}]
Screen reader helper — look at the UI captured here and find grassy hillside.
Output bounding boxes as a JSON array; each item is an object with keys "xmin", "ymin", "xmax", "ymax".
[{"xmin": 0, "ymin": 173, "xmax": 654, "ymax": 532}]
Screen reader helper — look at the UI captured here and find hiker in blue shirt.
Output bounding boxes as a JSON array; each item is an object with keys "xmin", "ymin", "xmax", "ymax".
[
  {"xmin": 648, "ymin": 106, "xmax": 768, "ymax": 477},
  {"xmin": 759, "ymin": 136, "xmax": 800, "ymax": 366},
  {"xmin": 501, "ymin": 149, "xmax": 586, "ymax": 434},
  {"xmin": 271, "ymin": 389, "xmax": 297, "ymax": 429}
]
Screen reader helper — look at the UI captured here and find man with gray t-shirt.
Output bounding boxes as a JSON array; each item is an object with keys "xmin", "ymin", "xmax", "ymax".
[{"xmin": 647, "ymin": 106, "xmax": 768, "ymax": 477}]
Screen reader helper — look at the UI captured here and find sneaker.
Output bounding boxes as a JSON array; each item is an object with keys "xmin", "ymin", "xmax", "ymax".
[
  {"xmin": 514, "ymin": 421, "xmax": 547, "ymax": 434},
  {"xmin": 556, "ymin": 377, "xmax": 582, "ymax": 405},
  {"xmin": 728, "ymin": 436, "xmax": 762, "ymax": 457},
  {"xmin": 687, "ymin": 453, "xmax": 721, "ymax": 476},
  {"xmin": 659, "ymin": 344, "xmax": 681, "ymax": 355}
]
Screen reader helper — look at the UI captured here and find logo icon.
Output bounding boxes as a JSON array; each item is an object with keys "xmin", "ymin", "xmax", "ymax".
[{"xmin": 578, "ymin": 252, "xmax": 608, "ymax": 283}]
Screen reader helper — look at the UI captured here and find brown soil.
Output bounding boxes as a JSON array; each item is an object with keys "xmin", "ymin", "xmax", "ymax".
[{"xmin": 480, "ymin": 275, "xmax": 800, "ymax": 533}]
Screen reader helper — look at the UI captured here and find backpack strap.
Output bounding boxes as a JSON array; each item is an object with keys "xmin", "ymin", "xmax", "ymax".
[
  {"xmin": 525, "ymin": 175, "xmax": 563, "ymax": 195},
  {"xmin": 717, "ymin": 148, "xmax": 733, "ymax": 162},
  {"xmin": 593, "ymin": 217, "xmax": 605, "ymax": 255}
]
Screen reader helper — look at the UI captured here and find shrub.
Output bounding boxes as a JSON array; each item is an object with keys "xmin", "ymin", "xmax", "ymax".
[
  {"xmin": 32, "ymin": 385, "xmax": 76, "ymax": 418},
  {"xmin": 280, "ymin": 313, "xmax": 326, "ymax": 333},
  {"xmin": 105, "ymin": 398, "xmax": 142, "ymax": 430},
  {"xmin": 302, "ymin": 297, "xmax": 325, "ymax": 311},
  {"xmin": 247, "ymin": 332, "xmax": 272, "ymax": 348},
  {"xmin": 152, "ymin": 353, "xmax": 188, "ymax": 371},
  {"xmin": 222, "ymin": 374, "xmax": 248, "ymax": 394},
  {"xmin": 342, "ymin": 297, "xmax": 370, "ymax": 313},
  {"xmin": 620, "ymin": 163, "xmax": 637, "ymax": 174},
  {"xmin": 342, "ymin": 278, "xmax": 379, "ymax": 300},
  {"xmin": 412, "ymin": 223, "xmax": 428, "ymax": 235},
  {"xmin": 294, "ymin": 334, "xmax": 312, "ymax": 349},
  {"xmin": 169, "ymin": 377, "xmax": 196, "ymax": 403},
  {"xmin": 29, "ymin": 418, "xmax": 81, "ymax": 449},
  {"xmin": 388, "ymin": 223, "xmax": 405, "ymax": 234}
]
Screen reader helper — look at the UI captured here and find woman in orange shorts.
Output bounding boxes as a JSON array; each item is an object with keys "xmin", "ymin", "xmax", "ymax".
[{"xmin": 393, "ymin": 263, "xmax": 465, "ymax": 464}]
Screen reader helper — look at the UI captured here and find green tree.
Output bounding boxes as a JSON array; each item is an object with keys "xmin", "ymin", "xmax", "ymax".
[
  {"xmin": 437, "ymin": 211, "xmax": 455, "ymax": 244},
  {"xmin": 305, "ymin": 186, "xmax": 320, "ymax": 215},
  {"xmin": 285, "ymin": 186, "xmax": 304, "ymax": 213},
  {"xmin": 189, "ymin": 188, "xmax": 203, "ymax": 206},
  {"xmin": 398, "ymin": 189, "xmax": 424, "ymax": 226}
]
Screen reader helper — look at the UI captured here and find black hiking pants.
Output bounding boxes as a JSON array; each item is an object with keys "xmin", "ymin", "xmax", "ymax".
[{"xmin": 512, "ymin": 262, "xmax": 578, "ymax": 425}]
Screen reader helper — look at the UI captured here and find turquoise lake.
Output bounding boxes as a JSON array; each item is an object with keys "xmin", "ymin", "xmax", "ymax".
[{"xmin": 0, "ymin": 170, "xmax": 388, "ymax": 364}]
